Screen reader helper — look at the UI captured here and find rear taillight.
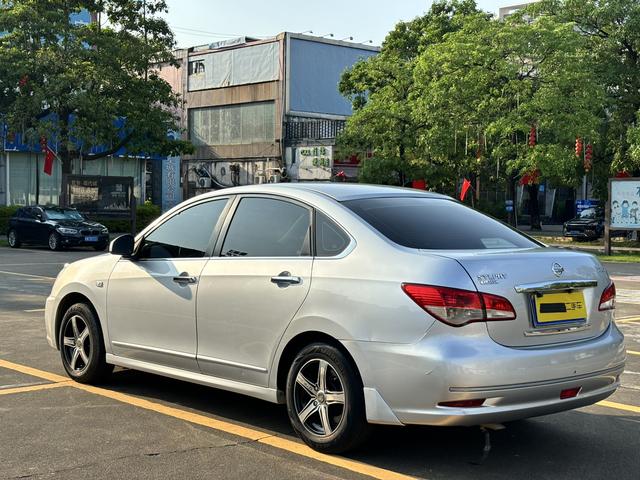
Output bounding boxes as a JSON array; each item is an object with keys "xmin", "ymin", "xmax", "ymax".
[
  {"xmin": 402, "ymin": 284, "xmax": 516, "ymax": 327},
  {"xmin": 599, "ymin": 282, "xmax": 616, "ymax": 311}
]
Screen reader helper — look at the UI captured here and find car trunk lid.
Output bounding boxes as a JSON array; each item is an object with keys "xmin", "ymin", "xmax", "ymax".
[{"xmin": 424, "ymin": 247, "xmax": 612, "ymax": 347}]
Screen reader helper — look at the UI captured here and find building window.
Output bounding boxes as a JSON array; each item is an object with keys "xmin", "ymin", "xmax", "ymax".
[
  {"xmin": 188, "ymin": 60, "xmax": 205, "ymax": 75},
  {"xmin": 189, "ymin": 102, "xmax": 275, "ymax": 146}
]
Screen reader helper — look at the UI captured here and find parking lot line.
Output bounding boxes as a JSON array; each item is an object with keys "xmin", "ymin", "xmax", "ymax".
[
  {"xmin": 616, "ymin": 316, "xmax": 640, "ymax": 324},
  {"xmin": 0, "ymin": 381, "xmax": 72, "ymax": 396},
  {"xmin": 627, "ymin": 350, "xmax": 640, "ymax": 356},
  {"xmin": 597, "ymin": 400, "xmax": 640, "ymax": 414},
  {"xmin": 0, "ymin": 270, "xmax": 56, "ymax": 280},
  {"xmin": 0, "ymin": 359, "xmax": 415, "ymax": 480}
]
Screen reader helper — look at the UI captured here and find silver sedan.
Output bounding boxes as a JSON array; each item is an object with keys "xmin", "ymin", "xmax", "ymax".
[{"xmin": 44, "ymin": 184, "xmax": 626, "ymax": 453}]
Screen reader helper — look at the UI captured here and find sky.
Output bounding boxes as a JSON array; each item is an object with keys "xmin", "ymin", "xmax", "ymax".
[{"xmin": 163, "ymin": 0, "xmax": 516, "ymax": 49}]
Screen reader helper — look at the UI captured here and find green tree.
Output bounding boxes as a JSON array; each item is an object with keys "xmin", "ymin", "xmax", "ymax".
[
  {"xmin": 0, "ymin": 0, "xmax": 191, "ymax": 199},
  {"xmin": 534, "ymin": 0, "xmax": 640, "ymax": 185},
  {"xmin": 412, "ymin": 10, "xmax": 603, "ymax": 228},
  {"xmin": 338, "ymin": 0, "xmax": 483, "ymax": 188}
]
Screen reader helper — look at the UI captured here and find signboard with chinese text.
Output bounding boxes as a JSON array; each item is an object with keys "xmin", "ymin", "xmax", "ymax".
[{"xmin": 297, "ymin": 146, "xmax": 332, "ymax": 180}]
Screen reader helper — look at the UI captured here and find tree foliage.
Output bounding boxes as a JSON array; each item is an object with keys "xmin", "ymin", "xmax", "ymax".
[
  {"xmin": 339, "ymin": 0, "xmax": 620, "ymax": 201},
  {"xmin": 0, "ymin": 0, "xmax": 191, "ymax": 182}
]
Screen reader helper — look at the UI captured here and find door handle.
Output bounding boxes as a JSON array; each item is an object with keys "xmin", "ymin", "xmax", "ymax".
[
  {"xmin": 173, "ymin": 272, "xmax": 197, "ymax": 285},
  {"xmin": 271, "ymin": 271, "xmax": 302, "ymax": 286}
]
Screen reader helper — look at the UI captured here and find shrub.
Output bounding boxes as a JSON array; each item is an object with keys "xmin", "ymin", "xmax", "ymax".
[
  {"xmin": 91, "ymin": 203, "xmax": 162, "ymax": 234},
  {"xmin": 0, "ymin": 206, "xmax": 20, "ymax": 235}
]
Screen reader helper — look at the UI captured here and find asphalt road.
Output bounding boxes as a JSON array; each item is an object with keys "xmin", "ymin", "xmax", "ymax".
[{"xmin": 1, "ymin": 246, "xmax": 639, "ymax": 480}]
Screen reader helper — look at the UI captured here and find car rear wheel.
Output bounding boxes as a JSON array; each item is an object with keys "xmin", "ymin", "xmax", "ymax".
[
  {"xmin": 7, "ymin": 229, "xmax": 20, "ymax": 248},
  {"xmin": 285, "ymin": 343, "xmax": 370, "ymax": 453},
  {"xmin": 48, "ymin": 232, "xmax": 62, "ymax": 251},
  {"xmin": 59, "ymin": 303, "xmax": 113, "ymax": 383}
]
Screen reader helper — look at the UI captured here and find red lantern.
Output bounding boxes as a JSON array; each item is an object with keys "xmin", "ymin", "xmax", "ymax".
[
  {"xmin": 575, "ymin": 137, "xmax": 583, "ymax": 157},
  {"xmin": 39, "ymin": 136, "xmax": 48, "ymax": 152},
  {"xmin": 584, "ymin": 143, "xmax": 593, "ymax": 172},
  {"xmin": 529, "ymin": 125, "xmax": 536, "ymax": 147}
]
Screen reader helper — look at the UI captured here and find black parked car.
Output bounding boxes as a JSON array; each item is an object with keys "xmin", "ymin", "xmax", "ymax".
[
  {"xmin": 7, "ymin": 206, "xmax": 109, "ymax": 251},
  {"xmin": 563, "ymin": 207, "xmax": 604, "ymax": 240}
]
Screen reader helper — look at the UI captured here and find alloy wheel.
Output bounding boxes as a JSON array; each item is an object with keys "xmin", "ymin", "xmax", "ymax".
[
  {"xmin": 49, "ymin": 233, "xmax": 58, "ymax": 250},
  {"xmin": 293, "ymin": 358, "xmax": 346, "ymax": 437},
  {"xmin": 8, "ymin": 230, "xmax": 16, "ymax": 247},
  {"xmin": 62, "ymin": 315, "xmax": 92, "ymax": 374}
]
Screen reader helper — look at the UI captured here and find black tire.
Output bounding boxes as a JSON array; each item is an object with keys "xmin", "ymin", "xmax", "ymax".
[
  {"xmin": 59, "ymin": 303, "xmax": 113, "ymax": 384},
  {"xmin": 93, "ymin": 242, "xmax": 108, "ymax": 251},
  {"xmin": 48, "ymin": 231, "xmax": 62, "ymax": 251},
  {"xmin": 7, "ymin": 229, "xmax": 21, "ymax": 248},
  {"xmin": 286, "ymin": 343, "xmax": 370, "ymax": 454}
]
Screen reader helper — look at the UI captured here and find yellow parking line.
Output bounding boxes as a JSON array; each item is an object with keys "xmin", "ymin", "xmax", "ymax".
[
  {"xmin": 616, "ymin": 317, "xmax": 640, "ymax": 324},
  {"xmin": 0, "ymin": 359, "xmax": 69, "ymax": 383},
  {"xmin": 627, "ymin": 350, "xmax": 640, "ymax": 356},
  {"xmin": 597, "ymin": 400, "xmax": 640, "ymax": 414},
  {"xmin": 0, "ymin": 359, "xmax": 415, "ymax": 480},
  {"xmin": 0, "ymin": 381, "xmax": 72, "ymax": 396}
]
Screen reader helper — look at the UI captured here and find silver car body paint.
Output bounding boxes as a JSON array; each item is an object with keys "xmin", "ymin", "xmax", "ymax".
[{"xmin": 45, "ymin": 184, "xmax": 626, "ymax": 426}]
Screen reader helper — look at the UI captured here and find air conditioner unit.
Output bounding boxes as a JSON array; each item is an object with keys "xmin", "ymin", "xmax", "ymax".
[
  {"xmin": 197, "ymin": 177, "xmax": 212, "ymax": 188},
  {"xmin": 268, "ymin": 174, "xmax": 281, "ymax": 183}
]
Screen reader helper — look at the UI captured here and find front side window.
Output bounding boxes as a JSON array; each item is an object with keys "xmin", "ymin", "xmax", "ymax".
[
  {"xmin": 222, "ymin": 197, "xmax": 311, "ymax": 257},
  {"xmin": 344, "ymin": 197, "xmax": 540, "ymax": 250},
  {"xmin": 138, "ymin": 199, "xmax": 228, "ymax": 259}
]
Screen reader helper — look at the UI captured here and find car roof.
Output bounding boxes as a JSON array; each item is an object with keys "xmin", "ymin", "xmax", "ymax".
[{"xmin": 200, "ymin": 183, "xmax": 450, "ymax": 202}]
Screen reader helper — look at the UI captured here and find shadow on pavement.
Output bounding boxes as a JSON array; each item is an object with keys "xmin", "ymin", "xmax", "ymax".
[{"xmin": 101, "ymin": 369, "xmax": 640, "ymax": 480}]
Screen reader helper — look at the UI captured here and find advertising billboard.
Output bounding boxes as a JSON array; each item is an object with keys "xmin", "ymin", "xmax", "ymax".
[{"xmin": 610, "ymin": 178, "xmax": 640, "ymax": 229}]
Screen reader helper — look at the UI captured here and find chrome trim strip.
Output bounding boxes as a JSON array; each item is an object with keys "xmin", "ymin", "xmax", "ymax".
[
  {"xmin": 514, "ymin": 279, "xmax": 598, "ymax": 293},
  {"xmin": 197, "ymin": 354, "xmax": 268, "ymax": 373},
  {"xmin": 449, "ymin": 364, "xmax": 624, "ymax": 393},
  {"xmin": 111, "ymin": 341, "xmax": 195, "ymax": 360},
  {"xmin": 524, "ymin": 323, "xmax": 592, "ymax": 337}
]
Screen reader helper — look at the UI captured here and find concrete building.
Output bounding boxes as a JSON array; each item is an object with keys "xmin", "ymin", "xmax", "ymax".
[
  {"xmin": 498, "ymin": 1, "xmax": 540, "ymax": 20},
  {"xmin": 158, "ymin": 33, "xmax": 379, "ymax": 199}
]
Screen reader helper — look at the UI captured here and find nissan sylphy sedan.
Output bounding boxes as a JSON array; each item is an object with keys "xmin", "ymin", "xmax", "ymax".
[{"xmin": 44, "ymin": 184, "xmax": 625, "ymax": 453}]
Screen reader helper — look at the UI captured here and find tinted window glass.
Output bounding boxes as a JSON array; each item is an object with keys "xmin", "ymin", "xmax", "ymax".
[
  {"xmin": 315, "ymin": 212, "xmax": 350, "ymax": 257},
  {"xmin": 222, "ymin": 198, "xmax": 310, "ymax": 257},
  {"xmin": 139, "ymin": 199, "xmax": 227, "ymax": 258},
  {"xmin": 344, "ymin": 197, "xmax": 539, "ymax": 250}
]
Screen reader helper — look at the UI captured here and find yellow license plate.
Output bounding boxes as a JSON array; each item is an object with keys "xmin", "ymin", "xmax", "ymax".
[{"xmin": 534, "ymin": 291, "xmax": 587, "ymax": 325}]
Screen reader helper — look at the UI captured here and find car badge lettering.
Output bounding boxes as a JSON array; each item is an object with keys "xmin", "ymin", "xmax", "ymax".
[
  {"xmin": 476, "ymin": 273, "xmax": 507, "ymax": 285},
  {"xmin": 552, "ymin": 263, "xmax": 564, "ymax": 277}
]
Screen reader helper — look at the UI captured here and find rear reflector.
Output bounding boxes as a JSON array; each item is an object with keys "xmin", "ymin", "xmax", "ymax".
[
  {"xmin": 560, "ymin": 387, "xmax": 581, "ymax": 399},
  {"xmin": 438, "ymin": 399, "xmax": 486, "ymax": 408},
  {"xmin": 598, "ymin": 282, "xmax": 616, "ymax": 311},
  {"xmin": 402, "ymin": 284, "xmax": 516, "ymax": 327}
]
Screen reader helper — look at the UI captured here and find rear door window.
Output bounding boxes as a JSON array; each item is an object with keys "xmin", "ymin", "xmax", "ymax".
[
  {"xmin": 221, "ymin": 197, "xmax": 311, "ymax": 257},
  {"xmin": 343, "ymin": 197, "xmax": 539, "ymax": 250}
]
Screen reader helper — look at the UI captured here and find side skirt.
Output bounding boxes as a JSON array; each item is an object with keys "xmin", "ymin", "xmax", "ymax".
[{"xmin": 105, "ymin": 353, "xmax": 281, "ymax": 404}]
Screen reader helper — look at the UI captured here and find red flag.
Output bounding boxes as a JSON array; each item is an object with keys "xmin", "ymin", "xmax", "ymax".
[
  {"xmin": 460, "ymin": 178, "xmax": 472, "ymax": 201},
  {"xmin": 43, "ymin": 147, "xmax": 55, "ymax": 176}
]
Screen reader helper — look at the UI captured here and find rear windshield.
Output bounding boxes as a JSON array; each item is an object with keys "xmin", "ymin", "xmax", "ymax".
[{"xmin": 343, "ymin": 197, "xmax": 539, "ymax": 250}]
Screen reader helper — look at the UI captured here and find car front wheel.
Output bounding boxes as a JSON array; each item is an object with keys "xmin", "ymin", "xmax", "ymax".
[
  {"xmin": 59, "ymin": 303, "xmax": 113, "ymax": 383},
  {"xmin": 286, "ymin": 343, "xmax": 370, "ymax": 454},
  {"xmin": 48, "ymin": 232, "xmax": 62, "ymax": 251},
  {"xmin": 7, "ymin": 229, "xmax": 20, "ymax": 248}
]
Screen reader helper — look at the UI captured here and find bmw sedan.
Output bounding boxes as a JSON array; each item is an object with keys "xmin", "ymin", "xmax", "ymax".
[
  {"xmin": 44, "ymin": 184, "xmax": 625, "ymax": 453},
  {"xmin": 8, "ymin": 206, "xmax": 109, "ymax": 251}
]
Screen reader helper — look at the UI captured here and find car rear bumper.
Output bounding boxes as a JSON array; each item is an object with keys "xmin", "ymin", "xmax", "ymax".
[{"xmin": 344, "ymin": 321, "xmax": 625, "ymax": 426}]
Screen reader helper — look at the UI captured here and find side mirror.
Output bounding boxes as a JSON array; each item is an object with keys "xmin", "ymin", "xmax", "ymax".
[
  {"xmin": 35, "ymin": 213, "xmax": 43, "ymax": 221},
  {"xmin": 109, "ymin": 234, "xmax": 135, "ymax": 258}
]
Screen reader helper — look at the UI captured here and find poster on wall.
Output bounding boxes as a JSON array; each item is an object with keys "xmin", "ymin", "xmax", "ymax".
[
  {"xmin": 297, "ymin": 146, "xmax": 332, "ymax": 180},
  {"xmin": 610, "ymin": 178, "xmax": 640, "ymax": 229}
]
